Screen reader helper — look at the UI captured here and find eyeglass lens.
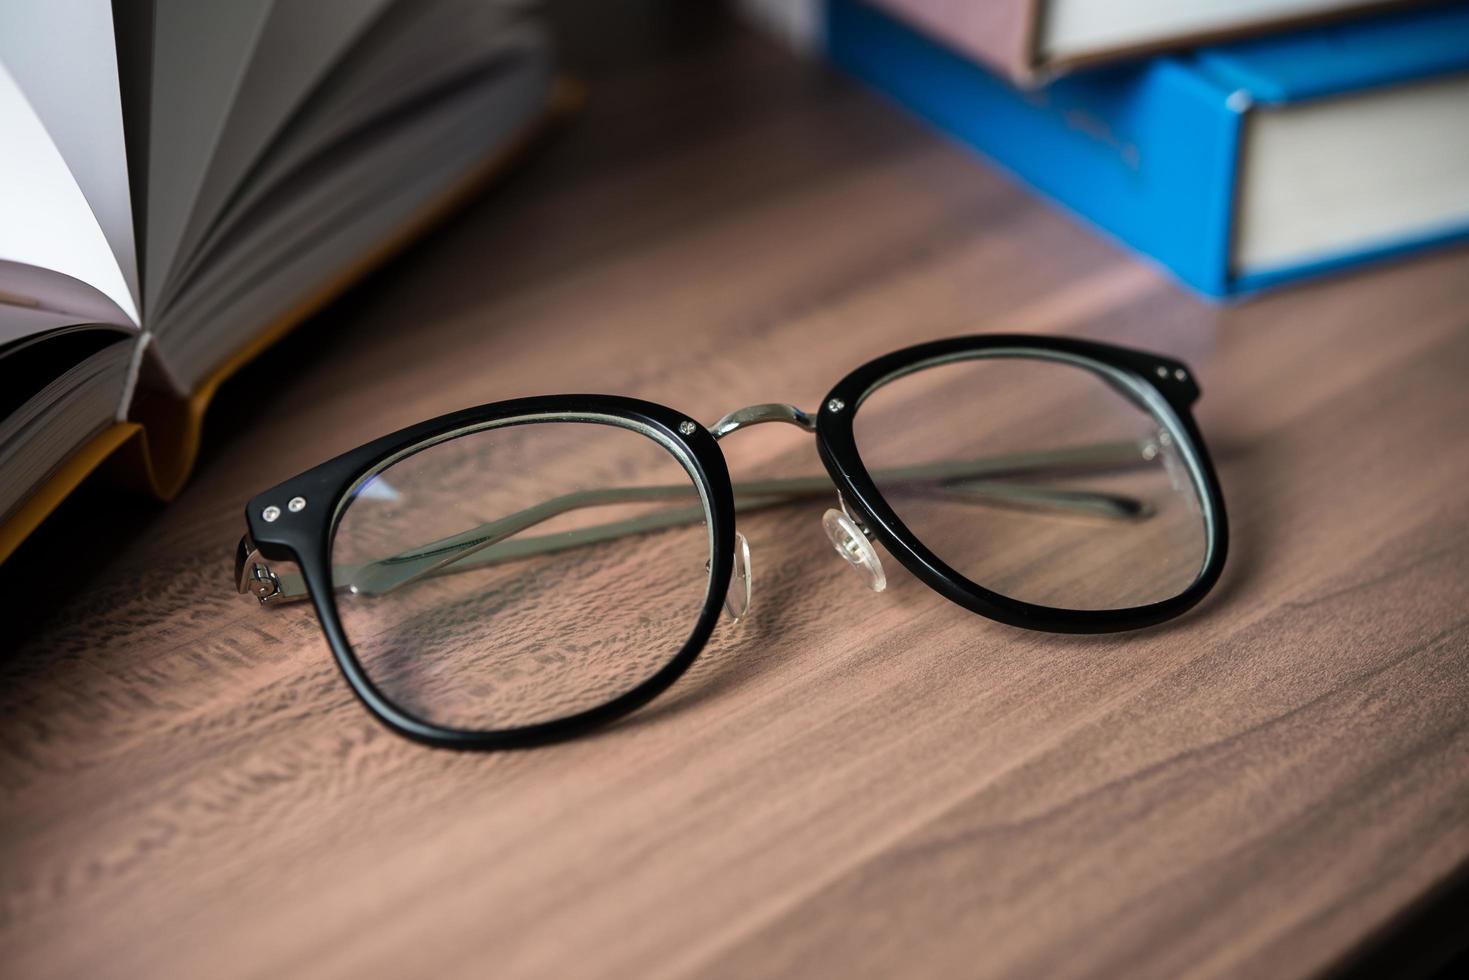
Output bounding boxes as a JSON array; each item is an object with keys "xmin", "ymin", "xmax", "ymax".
[
  {"xmin": 330, "ymin": 419, "xmax": 715, "ymax": 731},
  {"xmin": 852, "ymin": 354, "xmax": 1209, "ymax": 610}
]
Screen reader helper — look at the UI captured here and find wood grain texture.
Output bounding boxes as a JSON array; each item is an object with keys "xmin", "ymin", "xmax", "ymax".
[{"xmin": 3, "ymin": 11, "xmax": 1469, "ymax": 979}]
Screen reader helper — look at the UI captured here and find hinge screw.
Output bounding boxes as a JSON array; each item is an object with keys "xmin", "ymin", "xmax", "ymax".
[
  {"xmin": 261, "ymin": 505, "xmax": 281, "ymax": 522},
  {"xmin": 288, "ymin": 496, "xmax": 307, "ymax": 512},
  {"xmin": 249, "ymin": 563, "xmax": 283, "ymax": 604}
]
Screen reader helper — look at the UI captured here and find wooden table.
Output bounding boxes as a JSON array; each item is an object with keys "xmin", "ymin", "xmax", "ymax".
[{"xmin": 4, "ymin": 12, "xmax": 1468, "ymax": 979}]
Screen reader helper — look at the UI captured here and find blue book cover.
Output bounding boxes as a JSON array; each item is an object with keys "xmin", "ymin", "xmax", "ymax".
[{"xmin": 825, "ymin": 0, "xmax": 1469, "ymax": 297}]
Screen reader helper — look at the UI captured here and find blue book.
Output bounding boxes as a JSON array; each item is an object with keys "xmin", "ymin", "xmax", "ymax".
[{"xmin": 826, "ymin": 0, "xmax": 1469, "ymax": 297}]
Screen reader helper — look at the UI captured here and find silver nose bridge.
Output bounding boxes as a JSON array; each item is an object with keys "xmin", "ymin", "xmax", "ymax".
[
  {"xmin": 706, "ymin": 402, "xmax": 887, "ymax": 597},
  {"xmin": 709, "ymin": 403, "xmax": 817, "ymax": 440}
]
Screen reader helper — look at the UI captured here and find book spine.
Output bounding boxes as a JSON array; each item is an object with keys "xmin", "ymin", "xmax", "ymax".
[{"xmin": 826, "ymin": 0, "xmax": 1244, "ymax": 297}]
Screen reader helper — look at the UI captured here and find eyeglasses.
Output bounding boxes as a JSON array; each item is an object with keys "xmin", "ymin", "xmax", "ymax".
[{"xmin": 235, "ymin": 335, "xmax": 1228, "ymax": 749}]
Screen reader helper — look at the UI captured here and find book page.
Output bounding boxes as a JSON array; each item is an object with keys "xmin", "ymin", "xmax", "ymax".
[
  {"xmin": 150, "ymin": 39, "xmax": 552, "ymax": 390},
  {"xmin": 0, "ymin": 62, "xmax": 139, "ymax": 329},
  {"xmin": 0, "ymin": 264, "xmax": 140, "ymax": 345},
  {"xmin": 1235, "ymin": 73, "xmax": 1469, "ymax": 275},
  {"xmin": 142, "ymin": 0, "xmax": 276, "ymax": 316},
  {"xmin": 159, "ymin": 0, "xmax": 527, "ymax": 307},
  {"xmin": 0, "ymin": 305, "xmax": 97, "ymax": 346},
  {"xmin": 0, "ymin": 331, "xmax": 132, "ymax": 522},
  {"xmin": 158, "ymin": 0, "xmax": 396, "ymax": 309},
  {"xmin": 145, "ymin": 0, "xmax": 401, "ymax": 316},
  {"xmin": 0, "ymin": 0, "xmax": 139, "ymax": 315},
  {"xmin": 1043, "ymin": 0, "xmax": 1397, "ymax": 60}
]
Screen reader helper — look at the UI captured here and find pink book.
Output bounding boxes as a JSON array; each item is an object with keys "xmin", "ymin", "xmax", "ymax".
[{"xmin": 864, "ymin": 0, "xmax": 1418, "ymax": 81}]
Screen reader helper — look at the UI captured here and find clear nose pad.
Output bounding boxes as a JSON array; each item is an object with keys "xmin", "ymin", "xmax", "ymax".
[
  {"xmin": 1143, "ymin": 428, "xmax": 1199, "ymax": 514},
  {"xmin": 822, "ymin": 506, "xmax": 887, "ymax": 593},
  {"xmin": 723, "ymin": 531, "xmax": 752, "ymax": 622}
]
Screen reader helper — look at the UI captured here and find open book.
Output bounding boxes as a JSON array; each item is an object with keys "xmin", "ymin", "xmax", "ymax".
[{"xmin": 0, "ymin": 0, "xmax": 558, "ymax": 562}]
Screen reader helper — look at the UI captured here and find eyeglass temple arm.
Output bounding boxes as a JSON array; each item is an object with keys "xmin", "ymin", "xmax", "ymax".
[{"xmin": 246, "ymin": 437, "xmax": 1158, "ymax": 604}]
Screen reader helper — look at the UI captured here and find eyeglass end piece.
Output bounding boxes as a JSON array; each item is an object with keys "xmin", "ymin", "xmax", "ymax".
[{"xmin": 235, "ymin": 534, "xmax": 284, "ymax": 605}]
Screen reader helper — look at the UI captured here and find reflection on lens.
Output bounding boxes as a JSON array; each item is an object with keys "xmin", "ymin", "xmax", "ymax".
[
  {"xmin": 852, "ymin": 354, "xmax": 1209, "ymax": 610},
  {"xmin": 331, "ymin": 418, "xmax": 712, "ymax": 731}
]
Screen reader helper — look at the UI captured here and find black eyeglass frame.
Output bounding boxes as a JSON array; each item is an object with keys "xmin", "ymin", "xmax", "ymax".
[
  {"xmin": 819, "ymin": 334, "xmax": 1228, "ymax": 635},
  {"xmin": 239, "ymin": 334, "xmax": 1228, "ymax": 749}
]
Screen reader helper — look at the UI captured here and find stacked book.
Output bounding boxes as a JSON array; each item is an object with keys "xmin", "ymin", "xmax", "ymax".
[{"xmin": 742, "ymin": 0, "xmax": 1469, "ymax": 298}]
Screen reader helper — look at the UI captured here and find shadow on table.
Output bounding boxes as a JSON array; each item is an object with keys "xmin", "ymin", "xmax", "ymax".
[{"xmin": 1329, "ymin": 856, "xmax": 1469, "ymax": 980}]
